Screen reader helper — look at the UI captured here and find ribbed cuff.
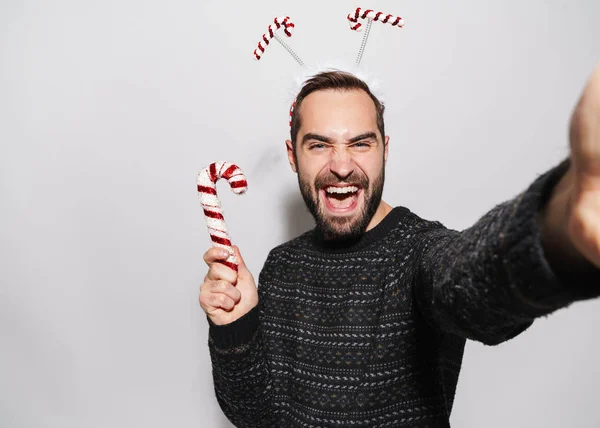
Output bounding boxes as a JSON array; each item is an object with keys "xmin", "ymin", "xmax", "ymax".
[
  {"xmin": 504, "ymin": 158, "xmax": 600, "ymax": 312},
  {"xmin": 208, "ymin": 305, "xmax": 260, "ymax": 350}
]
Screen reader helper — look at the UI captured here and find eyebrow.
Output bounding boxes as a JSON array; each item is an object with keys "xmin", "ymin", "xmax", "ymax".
[{"xmin": 301, "ymin": 132, "xmax": 378, "ymax": 145}]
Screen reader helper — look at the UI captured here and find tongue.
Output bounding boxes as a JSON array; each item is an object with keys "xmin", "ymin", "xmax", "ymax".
[{"xmin": 327, "ymin": 193, "xmax": 357, "ymax": 209}]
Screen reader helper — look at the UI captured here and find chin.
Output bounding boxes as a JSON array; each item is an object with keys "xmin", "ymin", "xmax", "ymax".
[
  {"xmin": 316, "ymin": 205, "xmax": 372, "ymax": 240},
  {"xmin": 298, "ymin": 168, "xmax": 385, "ymax": 241}
]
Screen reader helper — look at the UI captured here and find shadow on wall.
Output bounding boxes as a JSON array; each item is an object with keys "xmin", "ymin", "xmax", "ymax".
[
  {"xmin": 283, "ymin": 191, "xmax": 315, "ymax": 241},
  {"xmin": 247, "ymin": 146, "xmax": 313, "ymax": 240}
]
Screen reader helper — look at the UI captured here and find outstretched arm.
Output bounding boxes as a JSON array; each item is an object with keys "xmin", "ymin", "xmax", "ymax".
[{"xmin": 415, "ymin": 65, "xmax": 600, "ymax": 345}]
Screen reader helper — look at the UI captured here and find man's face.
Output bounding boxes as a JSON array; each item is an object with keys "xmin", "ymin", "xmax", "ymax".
[{"xmin": 286, "ymin": 89, "xmax": 389, "ymax": 240}]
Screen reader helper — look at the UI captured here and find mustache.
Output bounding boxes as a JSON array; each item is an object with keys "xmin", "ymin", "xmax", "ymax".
[{"xmin": 314, "ymin": 172, "xmax": 369, "ymax": 190}]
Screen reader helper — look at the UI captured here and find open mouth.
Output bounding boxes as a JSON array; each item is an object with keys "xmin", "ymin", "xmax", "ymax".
[{"xmin": 320, "ymin": 185, "xmax": 361, "ymax": 213}]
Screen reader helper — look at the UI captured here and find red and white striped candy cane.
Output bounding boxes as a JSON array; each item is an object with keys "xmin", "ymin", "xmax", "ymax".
[
  {"xmin": 347, "ymin": 8, "xmax": 404, "ymax": 31},
  {"xmin": 254, "ymin": 16, "xmax": 296, "ymax": 61},
  {"xmin": 197, "ymin": 161, "xmax": 248, "ymax": 272}
]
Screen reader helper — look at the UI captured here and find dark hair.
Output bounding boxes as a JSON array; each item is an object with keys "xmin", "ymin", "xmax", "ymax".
[{"xmin": 290, "ymin": 70, "xmax": 386, "ymax": 147}]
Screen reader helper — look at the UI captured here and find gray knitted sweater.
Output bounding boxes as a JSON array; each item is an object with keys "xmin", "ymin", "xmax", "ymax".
[{"xmin": 208, "ymin": 160, "xmax": 599, "ymax": 427}]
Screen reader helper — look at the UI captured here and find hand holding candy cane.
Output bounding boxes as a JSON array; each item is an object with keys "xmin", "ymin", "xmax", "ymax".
[
  {"xmin": 197, "ymin": 162, "xmax": 258, "ymax": 325},
  {"xmin": 199, "ymin": 244, "xmax": 258, "ymax": 326}
]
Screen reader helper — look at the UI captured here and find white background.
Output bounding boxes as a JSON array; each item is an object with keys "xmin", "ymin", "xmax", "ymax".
[{"xmin": 1, "ymin": 1, "xmax": 599, "ymax": 427}]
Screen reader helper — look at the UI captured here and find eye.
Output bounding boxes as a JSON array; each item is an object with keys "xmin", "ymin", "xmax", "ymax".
[
  {"xmin": 352, "ymin": 141, "xmax": 371, "ymax": 149},
  {"xmin": 309, "ymin": 143, "xmax": 327, "ymax": 150}
]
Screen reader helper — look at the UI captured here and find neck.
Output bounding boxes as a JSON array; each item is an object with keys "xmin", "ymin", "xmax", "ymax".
[{"xmin": 366, "ymin": 200, "xmax": 393, "ymax": 232}]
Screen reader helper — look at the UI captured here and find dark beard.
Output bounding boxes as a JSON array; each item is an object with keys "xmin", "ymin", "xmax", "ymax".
[{"xmin": 298, "ymin": 167, "xmax": 385, "ymax": 241}]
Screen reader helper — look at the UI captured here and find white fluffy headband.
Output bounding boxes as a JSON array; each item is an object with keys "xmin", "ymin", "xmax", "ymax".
[{"xmin": 287, "ymin": 61, "xmax": 387, "ymax": 122}]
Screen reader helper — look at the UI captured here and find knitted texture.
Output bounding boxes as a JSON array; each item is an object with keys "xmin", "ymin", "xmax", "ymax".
[{"xmin": 208, "ymin": 159, "xmax": 600, "ymax": 427}]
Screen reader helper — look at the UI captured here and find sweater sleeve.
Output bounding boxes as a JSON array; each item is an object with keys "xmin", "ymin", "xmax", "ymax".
[
  {"xmin": 208, "ymin": 268, "xmax": 274, "ymax": 427},
  {"xmin": 414, "ymin": 159, "xmax": 600, "ymax": 345}
]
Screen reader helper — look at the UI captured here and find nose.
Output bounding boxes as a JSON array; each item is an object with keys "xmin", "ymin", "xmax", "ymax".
[{"xmin": 328, "ymin": 146, "xmax": 354, "ymax": 180}]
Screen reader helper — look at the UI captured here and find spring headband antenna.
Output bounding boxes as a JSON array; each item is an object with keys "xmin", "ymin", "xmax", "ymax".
[
  {"xmin": 253, "ymin": 9, "xmax": 404, "ymax": 125},
  {"xmin": 253, "ymin": 17, "xmax": 304, "ymax": 66}
]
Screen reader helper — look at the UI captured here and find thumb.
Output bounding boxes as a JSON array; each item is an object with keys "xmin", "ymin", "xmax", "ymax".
[
  {"xmin": 233, "ymin": 246, "xmax": 250, "ymax": 275},
  {"xmin": 570, "ymin": 64, "xmax": 600, "ymax": 177}
]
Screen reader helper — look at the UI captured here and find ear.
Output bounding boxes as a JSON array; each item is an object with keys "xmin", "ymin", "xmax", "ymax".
[
  {"xmin": 384, "ymin": 135, "xmax": 390, "ymax": 164},
  {"xmin": 285, "ymin": 139, "xmax": 298, "ymax": 173}
]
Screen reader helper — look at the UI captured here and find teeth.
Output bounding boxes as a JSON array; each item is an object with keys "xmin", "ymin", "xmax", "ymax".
[{"xmin": 325, "ymin": 186, "xmax": 358, "ymax": 194}]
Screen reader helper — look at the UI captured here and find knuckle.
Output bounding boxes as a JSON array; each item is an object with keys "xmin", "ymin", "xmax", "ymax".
[
  {"xmin": 217, "ymin": 279, "xmax": 233, "ymax": 292},
  {"xmin": 224, "ymin": 269, "xmax": 238, "ymax": 285},
  {"xmin": 200, "ymin": 280, "xmax": 213, "ymax": 293},
  {"xmin": 209, "ymin": 294, "xmax": 224, "ymax": 307},
  {"xmin": 222, "ymin": 297, "xmax": 234, "ymax": 310},
  {"xmin": 207, "ymin": 264, "xmax": 224, "ymax": 280}
]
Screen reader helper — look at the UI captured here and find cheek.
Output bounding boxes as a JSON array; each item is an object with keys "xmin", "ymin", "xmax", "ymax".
[
  {"xmin": 299, "ymin": 159, "xmax": 329, "ymax": 182},
  {"xmin": 298, "ymin": 166, "xmax": 320, "ymax": 192},
  {"xmin": 356, "ymin": 156, "xmax": 384, "ymax": 179}
]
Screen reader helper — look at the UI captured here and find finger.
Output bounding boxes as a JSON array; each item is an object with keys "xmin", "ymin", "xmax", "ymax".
[
  {"xmin": 210, "ymin": 280, "xmax": 242, "ymax": 304},
  {"xmin": 203, "ymin": 247, "xmax": 232, "ymax": 266},
  {"xmin": 199, "ymin": 285, "xmax": 236, "ymax": 311},
  {"xmin": 208, "ymin": 293, "xmax": 236, "ymax": 312},
  {"xmin": 206, "ymin": 261, "xmax": 238, "ymax": 284}
]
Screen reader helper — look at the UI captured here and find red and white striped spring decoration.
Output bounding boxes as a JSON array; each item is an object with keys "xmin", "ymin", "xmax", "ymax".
[
  {"xmin": 347, "ymin": 8, "xmax": 404, "ymax": 31},
  {"xmin": 254, "ymin": 16, "xmax": 296, "ymax": 60},
  {"xmin": 289, "ymin": 101, "xmax": 296, "ymax": 127},
  {"xmin": 197, "ymin": 162, "xmax": 248, "ymax": 272}
]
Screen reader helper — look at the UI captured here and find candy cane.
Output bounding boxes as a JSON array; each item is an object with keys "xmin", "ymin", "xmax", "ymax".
[
  {"xmin": 347, "ymin": 8, "xmax": 404, "ymax": 31},
  {"xmin": 197, "ymin": 162, "xmax": 247, "ymax": 272},
  {"xmin": 348, "ymin": 8, "xmax": 404, "ymax": 66},
  {"xmin": 253, "ymin": 16, "xmax": 304, "ymax": 65}
]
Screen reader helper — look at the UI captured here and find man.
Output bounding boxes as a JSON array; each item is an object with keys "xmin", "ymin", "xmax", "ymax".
[{"xmin": 199, "ymin": 69, "xmax": 600, "ymax": 427}]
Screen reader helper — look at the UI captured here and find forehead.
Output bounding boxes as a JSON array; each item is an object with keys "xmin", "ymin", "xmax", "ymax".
[{"xmin": 298, "ymin": 89, "xmax": 378, "ymax": 136}]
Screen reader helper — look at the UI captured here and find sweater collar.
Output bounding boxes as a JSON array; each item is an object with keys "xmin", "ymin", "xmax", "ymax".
[{"xmin": 309, "ymin": 206, "xmax": 407, "ymax": 253}]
